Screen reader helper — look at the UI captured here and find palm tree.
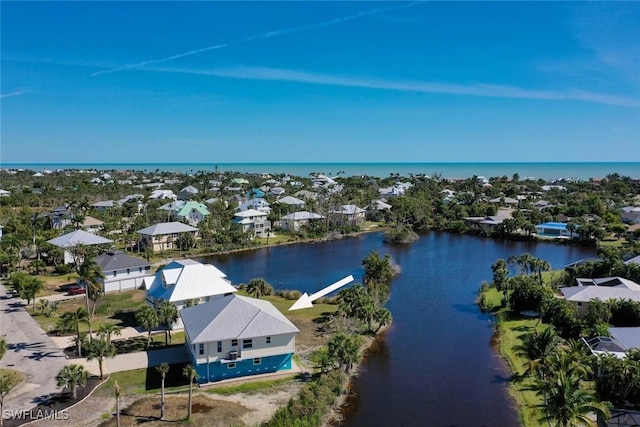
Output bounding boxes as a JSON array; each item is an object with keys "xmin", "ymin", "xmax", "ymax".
[
  {"xmin": 78, "ymin": 259, "xmax": 106, "ymax": 320},
  {"xmin": 328, "ymin": 333, "xmax": 363, "ymax": 373},
  {"xmin": 533, "ymin": 368, "xmax": 610, "ymax": 427},
  {"xmin": 135, "ymin": 306, "xmax": 159, "ymax": 349},
  {"xmin": 514, "ymin": 326, "xmax": 560, "ymax": 379},
  {"xmin": 156, "ymin": 300, "xmax": 178, "ymax": 346},
  {"xmin": 156, "ymin": 363, "xmax": 170, "ymax": 420},
  {"xmin": 97, "ymin": 323, "xmax": 122, "ymax": 344},
  {"xmin": 182, "ymin": 364, "xmax": 199, "ymax": 420},
  {"xmin": 58, "ymin": 307, "xmax": 90, "ymax": 356},
  {"xmin": 362, "ymin": 251, "xmax": 395, "ymax": 285},
  {"xmin": 85, "ymin": 336, "xmax": 116, "ymax": 379},
  {"xmin": 491, "ymin": 258, "xmax": 510, "ymax": 303},
  {"xmin": 56, "ymin": 364, "xmax": 89, "ymax": 399},
  {"xmin": 373, "ymin": 307, "xmax": 392, "ymax": 333},
  {"xmin": 246, "ymin": 278, "xmax": 273, "ymax": 299},
  {"xmin": 23, "ymin": 277, "xmax": 44, "ymax": 310}
]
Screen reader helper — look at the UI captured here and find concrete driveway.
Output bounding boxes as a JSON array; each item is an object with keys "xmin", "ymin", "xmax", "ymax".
[{"xmin": 0, "ymin": 284, "xmax": 68, "ymax": 414}]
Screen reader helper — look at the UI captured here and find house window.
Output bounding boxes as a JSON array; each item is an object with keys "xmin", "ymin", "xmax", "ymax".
[
  {"xmin": 242, "ymin": 339, "xmax": 253, "ymax": 349},
  {"xmin": 577, "ymin": 302, "xmax": 583, "ymax": 307},
  {"xmin": 198, "ymin": 343, "xmax": 204, "ymax": 355},
  {"xmin": 217, "ymin": 341, "xmax": 222, "ymax": 353},
  {"xmin": 127, "ymin": 269, "xmax": 130, "ymax": 274},
  {"xmin": 139, "ymin": 267, "xmax": 142, "ymax": 273},
  {"xmin": 266, "ymin": 336, "xmax": 271, "ymax": 344},
  {"xmin": 228, "ymin": 362, "xmax": 236, "ymax": 369},
  {"xmin": 113, "ymin": 271, "xmax": 117, "ymax": 277},
  {"xmin": 253, "ymin": 358, "xmax": 261, "ymax": 365},
  {"xmin": 231, "ymin": 339, "xmax": 238, "ymax": 347}
]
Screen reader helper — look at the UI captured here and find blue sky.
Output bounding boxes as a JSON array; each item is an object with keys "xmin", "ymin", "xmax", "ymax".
[{"xmin": 2, "ymin": 1, "xmax": 639, "ymax": 163}]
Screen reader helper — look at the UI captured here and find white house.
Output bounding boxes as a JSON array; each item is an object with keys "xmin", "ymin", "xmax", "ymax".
[
  {"xmin": 180, "ymin": 294, "xmax": 299, "ymax": 383},
  {"xmin": 535, "ymin": 222, "xmax": 575, "ymax": 238},
  {"xmin": 277, "ymin": 196, "xmax": 305, "ymax": 208},
  {"xmin": 281, "ymin": 211, "xmax": 324, "ymax": 232},
  {"xmin": 145, "ymin": 259, "xmax": 237, "ymax": 329},
  {"xmin": 237, "ymin": 198, "xmax": 271, "ymax": 214},
  {"xmin": 178, "ymin": 186, "xmax": 199, "ymax": 200},
  {"xmin": 93, "ymin": 250, "xmax": 153, "ymax": 293},
  {"xmin": 232, "ymin": 209, "xmax": 271, "ymax": 237},
  {"xmin": 584, "ymin": 327, "xmax": 640, "ymax": 359},
  {"xmin": 149, "ymin": 189, "xmax": 177, "ymax": 200}
]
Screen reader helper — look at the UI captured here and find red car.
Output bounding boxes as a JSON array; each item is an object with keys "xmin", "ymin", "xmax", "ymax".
[{"xmin": 67, "ymin": 286, "xmax": 86, "ymax": 295}]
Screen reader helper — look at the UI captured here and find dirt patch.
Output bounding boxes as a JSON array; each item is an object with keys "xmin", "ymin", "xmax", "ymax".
[{"xmin": 96, "ymin": 392, "xmax": 278, "ymax": 427}]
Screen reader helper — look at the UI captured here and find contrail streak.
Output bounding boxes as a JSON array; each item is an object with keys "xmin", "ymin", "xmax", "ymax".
[{"xmin": 90, "ymin": 2, "xmax": 423, "ymax": 77}]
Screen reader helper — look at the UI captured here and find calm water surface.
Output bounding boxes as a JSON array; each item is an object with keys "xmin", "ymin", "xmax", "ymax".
[{"xmin": 202, "ymin": 232, "xmax": 597, "ymax": 426}]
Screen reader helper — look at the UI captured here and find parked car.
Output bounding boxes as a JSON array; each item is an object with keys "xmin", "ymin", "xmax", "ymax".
[{"xmin": 67, "ymin": 285, "xmax": 86, "ymax": 295}]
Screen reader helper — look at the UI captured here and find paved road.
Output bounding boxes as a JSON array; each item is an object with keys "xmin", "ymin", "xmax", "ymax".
[{"xmin": 0, "ymin": 284, "xmax": 68, "ymax": 414}]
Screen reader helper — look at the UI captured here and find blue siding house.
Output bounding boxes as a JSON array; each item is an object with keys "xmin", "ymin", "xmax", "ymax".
[
  {"xmin": 535, "ymin": 222, "xmax": 576, "ymax": 238},
  {"xmin": 180, "ymin": 294, "xmax": 299, "ymax": 383}
]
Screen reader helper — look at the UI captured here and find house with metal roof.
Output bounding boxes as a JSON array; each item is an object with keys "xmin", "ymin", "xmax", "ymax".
[
  {"xmin": 281, "ymin": 211, "xmax": 324, "ymax": 232},
  {"xmin": 232, "ymin": 209, "xmax": 271, "ymax": 237},
  {"xmin": 178, "ymin": 186, "xmax": 199, "ymax": 200},
  {"xmin": 331, "ymin": 204, "xmax": 366, "ymax": 224},
  {"xmin": 535, "ymin": 222, "xmax": 576, "ymax": 238},
  {"xmin": 277, "ymin": 196, "xmax": 305, "ymax": 207},
  {"xmin": 180, "ymin": 294, "xmax": 299, "ymax": 383},
  {"xmin": 47, "ymin": 229, "xmax": 114, "ymax": 264},
  {"xmin": 237, "ymin": 198, "xmax": 271, "ymax": 214},
  {"xmin": 137, "ymin": 222, "xmax": 199, "ymax": 253},
  {"xmin": 145, "ymin": 259, "xmax": 237, "ymax": 329},
  {"xmin": 174, "ymin": 202, "xmax": 211, "ymax": 226},
  {"xmin": 93, "ymin": 250, "xmax": 152, "ymax": 293}
]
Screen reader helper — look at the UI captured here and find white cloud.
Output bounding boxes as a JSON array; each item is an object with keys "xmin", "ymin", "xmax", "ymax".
[
  {"xmin": 0, "ymin": 90, "xmax": 31, "ymax": 98},
  {"xmin": 147, "ymin": 65, "xmax": 640, "ymax": 107}
]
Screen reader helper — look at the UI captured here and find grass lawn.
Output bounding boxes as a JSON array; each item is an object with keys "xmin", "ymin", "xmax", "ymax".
[
  {"xmin": 28, "ymin": 289, "xmax": 147, "ymax": 334},
  {"xmin": 481, "ymin": 287, "xmax": 545, "ymax": 427},
  {"xmin": 33, "ymin": 271, "xmax": 79, "ymax": 296}
]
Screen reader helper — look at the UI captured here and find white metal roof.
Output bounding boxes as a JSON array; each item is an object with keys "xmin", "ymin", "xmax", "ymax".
[
  {"xmin": 47, "ymin": 229, "xmax": 113, "ymax": 248},
  {"xmin": 147, "ymin": 260, "xmax": 235, "ymax": 302}
]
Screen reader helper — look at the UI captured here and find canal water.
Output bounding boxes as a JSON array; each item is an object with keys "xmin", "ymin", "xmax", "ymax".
[{"xmin": 202, "ymin": 232, "xmax": 597, "ymax": 426}]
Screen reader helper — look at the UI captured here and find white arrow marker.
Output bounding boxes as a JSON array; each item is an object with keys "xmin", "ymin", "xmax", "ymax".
[{"xmin": 289, "ymin": 275, "xmax": 354, "ymax": 311}]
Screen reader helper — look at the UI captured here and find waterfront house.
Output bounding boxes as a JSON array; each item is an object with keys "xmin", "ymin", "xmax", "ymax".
[
  {"xmin": 280, "ymin": 211, "xmax": 324, "ymax": 232},
  {"xmin": 180, "ymin": 294, "xmax": 299, "ymax": 383},
  {"xmin": 93, "ymin": 249, "xmax": 152, "ymax": 293},
  {"xmin": 535, "ymin": 222, "xmax": 575, "ymax": 238},
  {"xmin": 145, "ymin": 259, "xmax": 237, "ymax": 329},
  {"xmin": 561, "ymin": 278, "xmax": 640, "ymax": 318},
  {"xmin": 584, "ymin": 327, "xmax": 640, "ymax": 359},
  {"xmin": 232, "ymin": 209, "xmax": 271, "ymax": 237},
  {"xmin": 136, "ymin": 222, "xmax": 199, "ymax": 253},
  {"xmin": 332, "ymin": 204, "xmax": 366, "ymax": 224}
]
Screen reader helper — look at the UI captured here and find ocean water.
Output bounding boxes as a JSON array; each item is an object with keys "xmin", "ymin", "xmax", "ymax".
[{"xmin": 2, "ymin": 162, "xmax": 639, "ymax": 181}]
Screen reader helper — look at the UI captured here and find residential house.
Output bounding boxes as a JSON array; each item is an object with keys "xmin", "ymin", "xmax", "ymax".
[
  {"xmin": 584, "ymin": 327, "xmax": 640, "ymax": 359},
  {"xmin": 535, "ymin": 222, "xmax": 575, "ymax": 238},
  {"xmin": 281, "ymin": 211, "xmax": 324, "ymax": 232},
  {"xmin": 378, "ymin": 186, "xmax": 404, "ymax": 198},
  {"xmin": 178, "ymin": 186, "xmax": 199, "ymax": 200},
  {"xmin": 93, "ymin": 250, "xmax": 153, "ymax": 293},
  {"xmin": 277, "ymin": 196, "xmax": 305, "ymax": 208},
  {"xmin": 92, "ymin": 200, "xmax": 116, "ymax": 212},
  {"xmin": 489, "ymin": 197, "xmax": 519, "ymax": 208},
  {"xmin": 175, "ymin": 202, "xmax": 211, "ymax": 226},
  {"xmin": 0, "ymin": 190, "xmax": 10, "ymax": 197},
  {"xmin": 237, "ymin": 198, "xmax": 271, "ymax": 214},
  {"xmin": 180, "ymin": 294, "xmax": 299, "ymax": 383},
  {"xmin": 294, "ymin": 190, "xmax": 316, "ymax": 200},
  {"xmin": 47, "ymin": 229, "xmax": 114, "ymax": 264},
  {"xmin": 621, "ymin": 207, "xmax": 640, "ymax": 224},
  {"xmin": 268, "ymin": 187, "xmax": 285, "ymax": 197},
  {"xmin": 145, "ymin": 259, "xmax": 237, "ymax": 329},
  {"xmin": 149, "ymin": 189, "xmax": 177, "ymax": 200},
  {"xmin": 332, "ymin": 205, "xmax": 366, "ymax": 224},
  {"xmin": 80, "ymin": 216, "xmax": 104, "ymax": 233},
  {"xmin": 137, "ymin": 222, "xmax": 199, "ymax": 253},
  {"xmin": 561, "ymin": 277, "xmax": 640, "ymax": 317},
  {"xmin": 232, "ymin": 209, "xmax": 271, "ymax": 237}
]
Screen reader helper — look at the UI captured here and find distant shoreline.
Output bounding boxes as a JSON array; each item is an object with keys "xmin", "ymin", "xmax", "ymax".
[{"xmin": 3, "ymin": 161, "xmax": 639, "ymax": 180}]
